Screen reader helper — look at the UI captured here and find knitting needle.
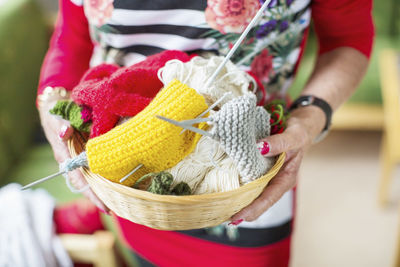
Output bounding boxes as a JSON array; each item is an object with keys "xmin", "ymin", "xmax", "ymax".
[
  {"xmin": 21, "ymin": 170, "xmax": 66, "ymax": 190},
  {"xmin": 119, "ymin": 163, "xmax": 144, "ymax": 183},
  {"xmin": 203, "ymin": 0, "xmax": 271, "ymax": 90},
  {"xmin": 180, "ymin": 92, "xmax": 231, "ymax": 134},
  {"xmin": 174, "ymin": 0, "xmax": 272, "ymax": 135},
  {"xmin": 178, "ymin": 117, "xmax": 212, "ymax": 124},
  {"xmin": 155, "ymin": 115, "xmax": 213, "ymax": 137}
]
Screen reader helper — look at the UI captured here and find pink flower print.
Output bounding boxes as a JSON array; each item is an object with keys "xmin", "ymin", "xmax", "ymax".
[
  {"xmin": 250, "ymin": 49, "xmax": 274, "ymax": 83},
  {"xmin": 84, "ymin": 0, "xmax": 114, "ymax": 27},
  {"xmin": 205, "ymin": 0, "xmax": 261, "ymax": 34}
]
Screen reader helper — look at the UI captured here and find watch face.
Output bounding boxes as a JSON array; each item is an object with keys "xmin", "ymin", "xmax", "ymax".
[
  {"xmin": 298, "ymin": 95, "xmax": 314, "ymax": 107},
  {"xmin": 300, "ymin": 99, "xmax": 310, "ymax": 106}
]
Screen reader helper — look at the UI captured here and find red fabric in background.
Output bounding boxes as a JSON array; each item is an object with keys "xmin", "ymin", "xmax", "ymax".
[
  {"xmin": 116, "ymin": 216, "xmax": 291, "ymax": 267},
  {"xmin": 38, "ymin": 0, "xmax": 93, "ymax": 96},
  {"xmin": 312, "ymin": 0, "xmax": 374, "ymax": 58},
  {"xmin": 54, "ymin": 199, "xmax": 104, "ymax": 234}
]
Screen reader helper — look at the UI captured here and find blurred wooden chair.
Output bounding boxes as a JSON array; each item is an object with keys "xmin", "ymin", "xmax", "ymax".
[
  {"xmin": 377, "ymin": 50, "xmax": 400, "ymax": 207},
  {"xmin": 59, "ymin": 231, "xmax": 119, "ymax": 267}
]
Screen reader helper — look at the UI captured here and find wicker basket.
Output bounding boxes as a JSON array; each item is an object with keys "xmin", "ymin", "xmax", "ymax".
[{"xmin": 68, "ymin": 131, "xmax": 285, "ymax": 230}]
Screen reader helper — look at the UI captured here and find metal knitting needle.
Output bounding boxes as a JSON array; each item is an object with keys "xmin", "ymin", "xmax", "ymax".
[
  {"xmin": 119, "ymin": 163, "xmax": 144, "ymax": 183},
  {"xmin": 21, "ymin": 170, "xmax": 66, "ymax": 190},
  {"xmin": 180, "ymin": 92, "xmax": 231, "ymax": 134},
  {"xmin": 156, "ymin": 115, "xmax": 213, "ymax": 137},
  {"xmin": 179, "ymin": 117, "xmax": 212, "ymax": 124},
  {"xmin": 156, "ymin": 0, "xmax": 273, "ymax": 139},
  {"xmin": 173, "ymin": 0, "xmax": 272, "ymax": 135},
  {"xmin": 203, "ymin": 0, "xmax": 272, "ymax": 89}
]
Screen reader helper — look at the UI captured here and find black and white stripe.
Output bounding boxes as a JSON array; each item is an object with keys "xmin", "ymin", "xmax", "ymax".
[
  {"xmin": 113, "ymin": 0, "xmax": 207, "ymax": 11},
  {"xmin": 89, "ymin": 1, "xmax": 215, "ymax": 65}
]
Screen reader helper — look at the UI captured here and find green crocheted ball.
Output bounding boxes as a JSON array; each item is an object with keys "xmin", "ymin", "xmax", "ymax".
[{"xmin": 50, "ymin": 100, "xmax": 91, "ymax": 132}]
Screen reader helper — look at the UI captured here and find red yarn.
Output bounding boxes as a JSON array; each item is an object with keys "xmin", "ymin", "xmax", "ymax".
[{"xmin": 71, "ymin": 50, "xmax": 191, "ymax": 137}]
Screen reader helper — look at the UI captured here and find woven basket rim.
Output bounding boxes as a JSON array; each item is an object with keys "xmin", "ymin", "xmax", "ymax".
[{"xmin": 68, "ymin": 131, "xmax": 286, "ymax": 204}]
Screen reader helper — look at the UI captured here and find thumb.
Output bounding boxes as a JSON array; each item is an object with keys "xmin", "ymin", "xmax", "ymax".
[{"xmin": 259, "ymin": 124, "xmax": 309, "ymax": 157}]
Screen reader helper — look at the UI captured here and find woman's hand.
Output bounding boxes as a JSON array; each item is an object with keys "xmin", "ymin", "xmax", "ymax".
[
  {"xmin": 38, "ymin": 98, "xmax": 109, "ymax": 213},
  {"xmin": 231, "ymin": 47, "xmax": 369, "ymax": 224},
  {"xmin": 231, "ymin": 105, "xmax": 325, "ymax": 223}
]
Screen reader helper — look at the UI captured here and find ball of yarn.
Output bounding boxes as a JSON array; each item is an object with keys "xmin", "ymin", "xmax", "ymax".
[
  {"xmin": 167, "ymin": 135, "xmax": 224, "ymax": 191},
  {"xmin": 158, "ymin": 56, "xmax": 256, "ymax": 107},
  {"xmin": 168, "ymin": 135, "xmax": 243, "ymax": 194},
  {"xmin": 171, "ymin": 182, "xmax": 192, "ymax": 196}
]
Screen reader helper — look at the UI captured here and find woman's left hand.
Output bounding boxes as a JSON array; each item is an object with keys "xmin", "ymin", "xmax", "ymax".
[{"xmin": 230, "ymin": 106, "xmax": 325, "ymax": 223}]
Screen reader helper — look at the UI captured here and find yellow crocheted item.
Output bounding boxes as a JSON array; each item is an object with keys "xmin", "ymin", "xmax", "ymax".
[{"xmin": 86, "ymin": 79, "xmax": 208, "ymax": 186}]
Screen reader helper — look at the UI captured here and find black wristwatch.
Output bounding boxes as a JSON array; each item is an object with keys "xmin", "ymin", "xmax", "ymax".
[{"xmin": 289, "ymin": 95, "xmax": 332, "ymax": 143}]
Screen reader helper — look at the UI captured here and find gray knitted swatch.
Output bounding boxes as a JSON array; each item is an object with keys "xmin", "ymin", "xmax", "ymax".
[{"xmin": 209, "ymin": 93, "xmax": 271, "ymax": 183}]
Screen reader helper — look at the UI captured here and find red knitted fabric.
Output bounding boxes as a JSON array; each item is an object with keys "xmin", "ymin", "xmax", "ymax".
[{"xmin": 71, "ymin": 50, "xmax": 191, "ymax": 137}]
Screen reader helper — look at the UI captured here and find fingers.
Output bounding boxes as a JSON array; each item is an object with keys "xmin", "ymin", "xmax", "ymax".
[
  {"xmin": 39, "ymin": 105, "xmax": 74, "ymax": 162},
  {"xmin": 259, "ymin": 119, "xmax": 310, "ymax": 157},
  {"xmin": 39, "ymin": 101, "xmax": 110, "ymax": 213},
  {"xmin": 49, "ymin": 123, "xmax": 72, "ymax": 163},
  {"xmin": 231, "ymin": 151, "xmax": 303, "ymax": 222}
]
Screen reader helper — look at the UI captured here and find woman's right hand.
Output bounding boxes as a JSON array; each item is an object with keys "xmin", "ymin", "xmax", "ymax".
[{"xmin": 38, "ymin": 98, "xmax": 110, "ymax": 213}]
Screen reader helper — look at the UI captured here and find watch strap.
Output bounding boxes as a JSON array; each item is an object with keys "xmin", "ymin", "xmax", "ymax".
[{"xmin": 289, "ymin": 95, "xmax": 332, "ymax": 141}]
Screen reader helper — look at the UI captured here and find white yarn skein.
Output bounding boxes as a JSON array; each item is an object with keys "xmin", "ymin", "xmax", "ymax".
[
  {"xmin": 167, "ymin": 136, "xmax": 217, "ymax": 191},
  {"xmin": 167, "ymin": 135, "xmax": 240, "ymax": 193},
  {"xmin": 158, "ymin": 56, "xmax": 256, "ymax": 107},
  {"xmin": 194, "ymin": 157, "xmax": 241, "ymax": 194}
]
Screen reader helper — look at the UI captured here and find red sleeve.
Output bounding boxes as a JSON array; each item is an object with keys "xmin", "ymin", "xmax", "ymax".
[
  {"xmin": 311, "ymin": 0, "xmax": 375, "ymax": 58},
  {"xmin": 37, "ymin": 0, "xmax": 93, "ymax": 96}
]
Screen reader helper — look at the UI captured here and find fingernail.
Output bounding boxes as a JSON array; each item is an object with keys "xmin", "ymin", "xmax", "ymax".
[
  {"xmin": 258, "ymin": 141, "xmax": 270, "ymax": 155},
  {"xmin": 228, "ymin": 219, "xmax": 243, "ymax": 226},
  {"xmin": 59, "ymin": 125, "xmax": 68, "ymax": 139},
  {"xmin": 99, "ymin": 208, "xmax": 110, "ymax": 215}
]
